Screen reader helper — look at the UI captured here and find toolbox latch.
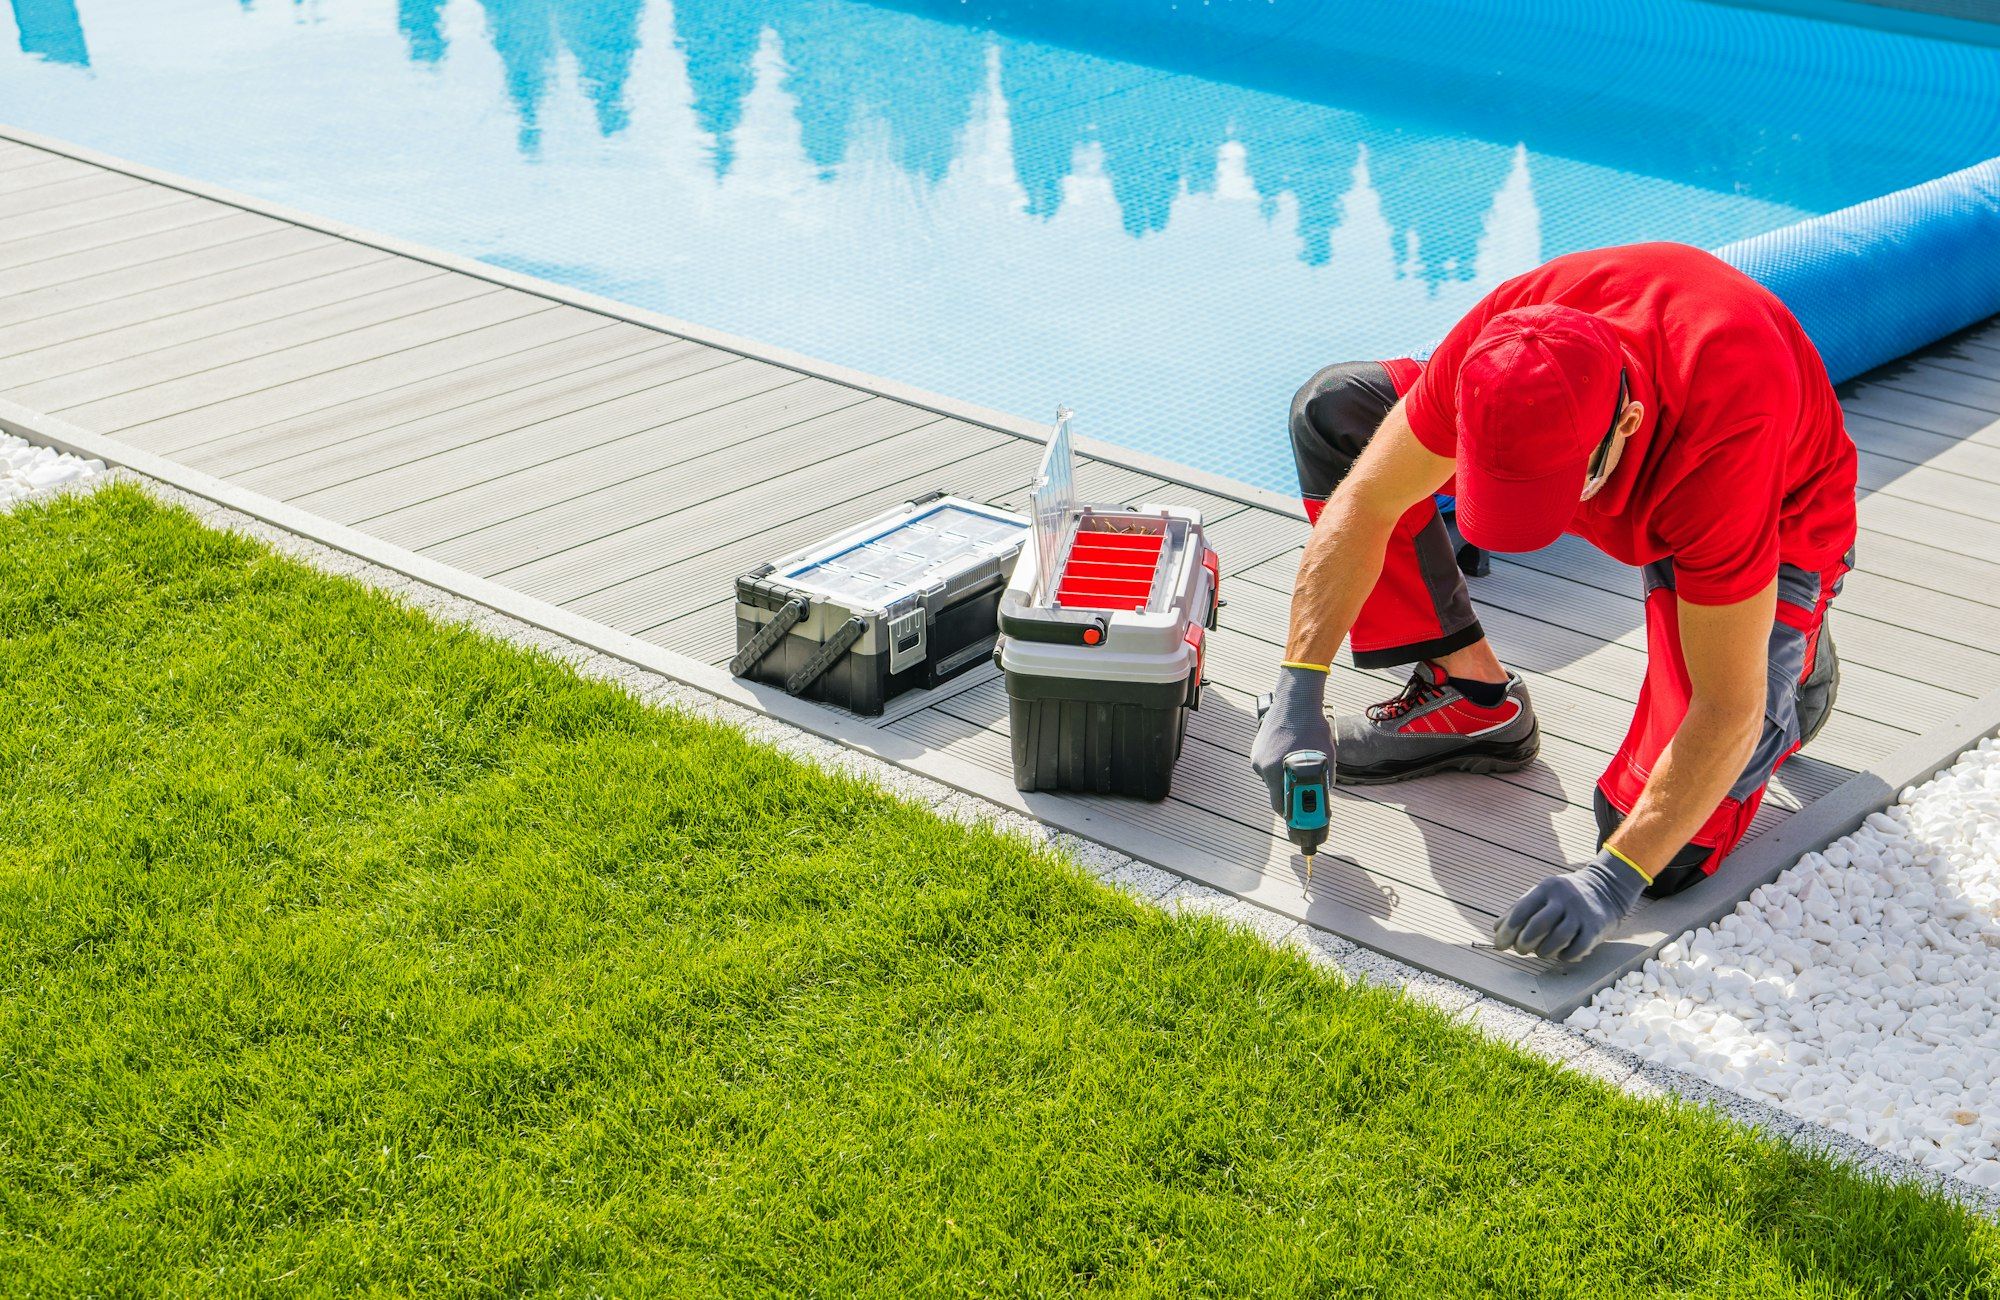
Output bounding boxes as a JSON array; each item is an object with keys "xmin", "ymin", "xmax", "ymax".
[{"xmin": 887, "ymin": 605, "xmax": 927, "ymax": 675}]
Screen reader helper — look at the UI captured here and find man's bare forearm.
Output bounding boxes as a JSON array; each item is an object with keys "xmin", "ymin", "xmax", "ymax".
[
  {"xmin": 1606, "ymin": 697, "xmax": 1761, "ymax": 874},
  {"xmin": 1286, "ymin": 497, "xmax": 1392, "ymax": 666},
  {"xmin": 1284, "ymin": 401, "xmax": 1453, "ymax": 667}
]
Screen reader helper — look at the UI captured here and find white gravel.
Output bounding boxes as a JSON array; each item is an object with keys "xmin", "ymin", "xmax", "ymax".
[
  {"xmin": 1578, "ymin": 738, "xmax": 2000, "ymax": 1191},
  {"xmin": 0, "ymin": 432, "xmax": 104, "ymax": 507}
]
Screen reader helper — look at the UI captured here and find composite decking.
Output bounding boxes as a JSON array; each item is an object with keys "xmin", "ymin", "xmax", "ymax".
[{"xmin": 6, "ymin": 128, "xmax": 2000, "ymax": 1015}]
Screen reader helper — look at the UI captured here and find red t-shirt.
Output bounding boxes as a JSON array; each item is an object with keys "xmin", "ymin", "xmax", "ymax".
[{"xmin": 1404, "ymin": 243, "xmax": 1857, "ymax": 605}]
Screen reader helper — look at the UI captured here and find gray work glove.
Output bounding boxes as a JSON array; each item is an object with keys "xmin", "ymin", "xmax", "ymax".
[
  {"xmin": 1493, "ymin": 849, "xmax": 1647, "ymax": 963},
  {"xmin": 1250, "ymin": 665, "xmax": 1334, "ymax": 814}
]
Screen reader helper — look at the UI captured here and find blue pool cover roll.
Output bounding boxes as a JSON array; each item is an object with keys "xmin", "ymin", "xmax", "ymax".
[{"xmin": 1719, "ymin": 156, "xmax": 2000, "ymax": 385}]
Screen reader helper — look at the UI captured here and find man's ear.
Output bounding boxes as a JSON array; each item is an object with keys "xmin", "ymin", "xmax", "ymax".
[{"xmin": 1616, "ymin": 400, "xmax": 1645, "ymax": 439}]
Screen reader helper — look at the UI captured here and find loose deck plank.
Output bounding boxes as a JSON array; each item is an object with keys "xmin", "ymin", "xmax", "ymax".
[{"xmin": 4, "ymin": 132, "xmax": 1996, "ymax": 1014}]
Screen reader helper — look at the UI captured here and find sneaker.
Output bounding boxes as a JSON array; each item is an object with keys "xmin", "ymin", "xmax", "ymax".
[{"xmin": 1334, "ymin": 662, "xmax": 1540, "ymax": 786}]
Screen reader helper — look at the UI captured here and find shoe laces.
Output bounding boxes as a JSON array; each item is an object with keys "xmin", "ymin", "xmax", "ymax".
[{"xmin": 1369, "ymin": 667, "xmax": 1447, "ymax": 722}]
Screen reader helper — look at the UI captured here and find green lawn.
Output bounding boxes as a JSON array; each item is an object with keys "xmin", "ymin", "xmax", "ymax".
[{"xmin": 1, "ymin": 485, "xmax": 1994, "ymax": 1297}]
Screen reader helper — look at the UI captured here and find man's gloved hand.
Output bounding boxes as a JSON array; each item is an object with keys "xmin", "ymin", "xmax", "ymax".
[
  {"xmin": 1250, "ymin": 664, "xmax": 1334, "ymax": 814},
  {"xmin": 1493, "ymin": 849, "xmax": 1648, "ymax": 963}
]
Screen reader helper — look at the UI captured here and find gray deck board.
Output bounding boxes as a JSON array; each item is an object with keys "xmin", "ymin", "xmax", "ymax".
[
  {"xmin": 0, "ymin": 240, "xmax": 391, "ymax": 361},
  {"xmin": 5, "ymin": 132, "xmax": 1997, "ymax": 1015},
  {"xmin": 610, "ymin": 438, "xmax": 1031, "ymax": 633},
  {"xmin": 0, "ymin": 227, "xmax": 334, "ymax": 327},
  {"xmin": 547, "ymin": 425, "xmax": 1024, "ymax": 619},
  {"xmin": 0, "ymin": 154, "xmax": 107, "ymax": 193},
  {"xmin": 0, "ymin": 211, "xmax": 293, "ymax": 297},
  {"xmin": 306, "ymin": 356, "xmax": 798, "ymax": 526},
  {"xmin": 0, "ymin": 256, "xmax": 444, "ymax": 393},
  {"xmin": 215, "ymin": 330, "xmax": 683, "ymax": 490},
  {"xmin": 0, "ymin": 182, "xmax": 187, "ymax": 249},
  {"xmin": 0, "ymin": 193, "xmax": 222, "ymax": 271},
  {"xmin": 362, "ymin": 376, "xmax": 877, "ymax": 550},
  {"xmin": 418, "ymin": 396, "xmax": 939, "ymax": 571},
  {"xmin": 17, "ymin": 269, "xmax": 475, "ymax": 410},
  {"xmin": 107, "ymin": 299, "xmax": 572, "ymax": 449},
  {"xmin": 156, "ymin": 313, "xmax": 649, "ymax": 465},
  {"xmin": 0, "ymin": 168, "xmax": 145, "ymax": 216}
]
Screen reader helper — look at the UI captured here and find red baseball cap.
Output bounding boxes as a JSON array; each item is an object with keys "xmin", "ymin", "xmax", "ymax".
[{"xmin": 1453, "ymin": 304, "xmax": 1624, "ymax": 553}]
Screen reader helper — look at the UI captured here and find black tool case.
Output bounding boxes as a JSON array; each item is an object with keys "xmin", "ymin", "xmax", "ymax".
[
  {"xmin": 730, "ymin": 492, "xmax": 1030, "ymax": 716},
  {"xmin": 995, "ymin": 412, "xmax": 1219, "ymax": 800}
]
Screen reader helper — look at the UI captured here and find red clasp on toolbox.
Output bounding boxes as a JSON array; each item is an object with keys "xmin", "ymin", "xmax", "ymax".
[{"xmin": 1201, "ymin": 546, "xmax": 1221, "ymax": 629}]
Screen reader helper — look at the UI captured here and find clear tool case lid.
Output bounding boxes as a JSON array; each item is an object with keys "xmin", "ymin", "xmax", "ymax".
[{"xmin": 769, "ymin": 497, "xmax": 1028, "ymax": 614}]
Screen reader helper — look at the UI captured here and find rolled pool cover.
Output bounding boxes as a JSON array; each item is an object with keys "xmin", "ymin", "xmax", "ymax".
[{"xmin": 1718, "ymin": 155, "xmax": 2000, "ymax": 385}]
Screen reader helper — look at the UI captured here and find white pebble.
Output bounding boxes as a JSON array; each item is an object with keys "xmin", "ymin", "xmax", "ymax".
[
  {"xmin": 0, "ymin": 433, "xmax": 102, "ymax": 510},
  {"xmin": 1583, "ymin": 744, "xmax": 2000, "ymax": 1192}
]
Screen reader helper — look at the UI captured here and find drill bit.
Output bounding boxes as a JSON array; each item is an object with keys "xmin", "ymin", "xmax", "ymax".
[{"xmin": 1302, "ymin": 850, "xmax": 1314, "ymax": 897}]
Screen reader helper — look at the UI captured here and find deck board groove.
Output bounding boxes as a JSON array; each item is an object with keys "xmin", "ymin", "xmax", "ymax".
[
  {"xmin": 316, "ymin": 357, "xmax": 801, "ymax": 527},
  {"xmin": 0, "ymin": 227, "xmax": 336, "ymax": 327},
  {"xmin": 61, "ymin": 286, "xmax": 531, "ymax": 432},
  {"xmin": 214, "ymin": 331, "xmax": 690, "ymax": 491},
  {"xmin": 0, "ymin": 194, "xmax": 224, "ymax": 271},
  {"xmin": 3, "ymin": 132, "xmax": 1994, "ymax": 1012},
  {"xmin": 0, "ymin": 212, "xmax": 299, "ymax": 298},
  {"xmin": 0, "ymin": 240, "xmax": 394, "ymax": 361},
  {"xmin": 0, "ymin": 257, "xmax": 451, "ymax": 393},
  {"xmin": 0, "ymin": 184, "xmax": 189, "ymax": 249}
]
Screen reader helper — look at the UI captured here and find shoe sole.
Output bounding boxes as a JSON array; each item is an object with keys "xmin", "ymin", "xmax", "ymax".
[{"xmin": 1335, "ymin": 723, "xmax": 1542, "ymax": 787}]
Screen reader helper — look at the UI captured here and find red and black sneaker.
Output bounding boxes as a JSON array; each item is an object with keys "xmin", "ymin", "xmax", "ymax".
[{"xmin": 1334, "ymin": 661, "xmax": 1540, "ymax": 786}]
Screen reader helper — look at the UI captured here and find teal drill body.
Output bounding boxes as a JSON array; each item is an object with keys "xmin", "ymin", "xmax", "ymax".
[{"xmin": 1281, "ymin": 750, "xmax": 1331, "ymax": 889}]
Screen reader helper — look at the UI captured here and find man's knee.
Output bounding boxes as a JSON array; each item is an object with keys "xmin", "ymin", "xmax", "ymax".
[
  {"xmin": 1290, "ymin": 360, "xmax": 1396, "ymax": 459},
  {"xmin": 1290, "ymin": 360, "xmax": 1401, "ymax": 501}
]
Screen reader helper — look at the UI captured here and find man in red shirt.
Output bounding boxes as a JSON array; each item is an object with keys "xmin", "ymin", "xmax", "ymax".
[{"xmin": 1251, "ymin": 242, "xmax": 1858, "ymax": 963}]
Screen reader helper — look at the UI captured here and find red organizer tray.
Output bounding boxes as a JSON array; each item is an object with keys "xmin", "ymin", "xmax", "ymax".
[{"xmin": 1054, "ymin": 529, "xmax": 1166, "ymax": 612}]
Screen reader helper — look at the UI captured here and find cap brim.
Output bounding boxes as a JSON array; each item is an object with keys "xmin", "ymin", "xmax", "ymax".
[{"xmin": 1455, "ymin": 462, "xmax": 1583, "ymax": 554}]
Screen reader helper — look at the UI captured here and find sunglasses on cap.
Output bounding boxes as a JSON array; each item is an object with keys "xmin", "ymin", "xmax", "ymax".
[{"xmin": 1583, "ymin": 369, "xmax": 1628, "ymax": 493}]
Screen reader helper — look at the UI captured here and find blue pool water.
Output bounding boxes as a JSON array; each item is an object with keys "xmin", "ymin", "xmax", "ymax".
[{"xmin": 6, "ymin": 0, "xmax": 2000, "ymax": 494}]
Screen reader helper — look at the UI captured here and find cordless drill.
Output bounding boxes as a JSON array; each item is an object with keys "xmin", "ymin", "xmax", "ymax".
[
  {"xmin": 1281, "ymin": 750, "xmax": 1331, "ymax": 893},
  {"xmin": 1256, "ymin": 692, "xmax": 1332, "ymax": 894}
]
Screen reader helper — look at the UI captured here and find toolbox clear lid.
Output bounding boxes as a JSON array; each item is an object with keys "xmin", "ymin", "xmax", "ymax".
[
  {"xmin": 772, "ymin": 497, "xmax": 1028, "ymax": 611},
  {"xmin": 1030, "ymin": 408, "xmax": 1082, "ymax": 605}
]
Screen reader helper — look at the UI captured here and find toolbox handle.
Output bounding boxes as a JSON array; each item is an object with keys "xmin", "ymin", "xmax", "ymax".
[
  {"xmin": 729, "ymin": 595, "xmax": 808, "ymax": 678},
  {"xmin": 786, "ymin": 616, "xmax": 867, "ymax": 697}
]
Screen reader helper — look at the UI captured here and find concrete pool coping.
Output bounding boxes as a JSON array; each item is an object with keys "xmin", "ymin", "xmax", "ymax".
[{"xmin": 5, "ymin": 123, "xmax": 2000, "ymax": 1021}]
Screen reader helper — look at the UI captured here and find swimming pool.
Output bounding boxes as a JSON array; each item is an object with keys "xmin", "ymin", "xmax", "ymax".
[{"xmin": 6, "ymin": 0, "xmax": 2000, "ymax": 494}]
